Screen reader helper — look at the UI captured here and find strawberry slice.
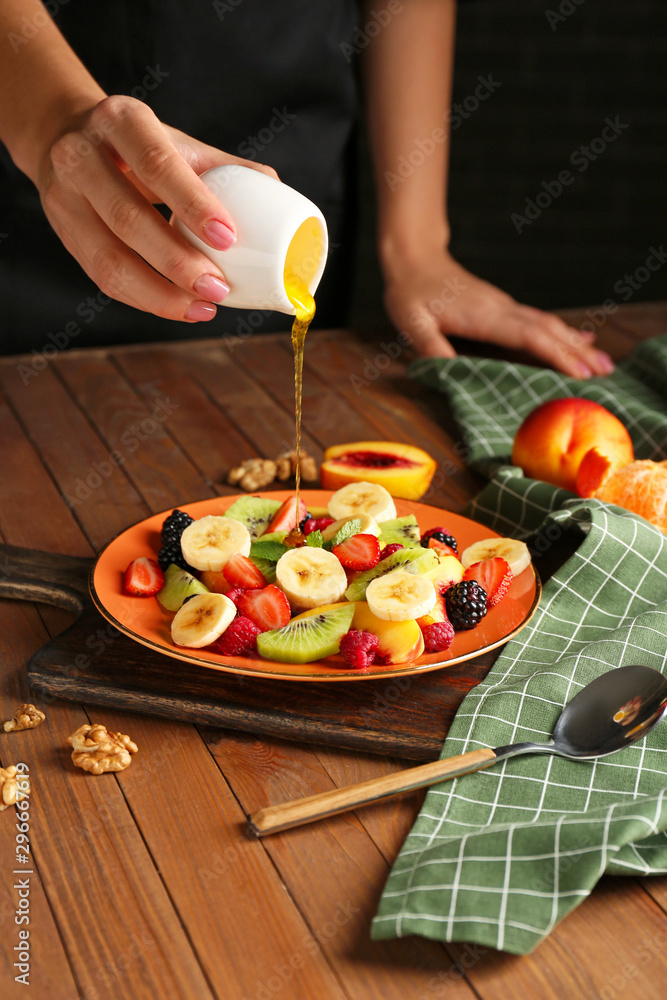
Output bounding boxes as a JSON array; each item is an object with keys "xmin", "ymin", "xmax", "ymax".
[
  {"xmin": 463, "ymin": 557, "xmax": 513, "ymax": 607},
  {"xmin": 237, "ymin": 585, "xmax": 291, "ymax": 631},
  {"xmin": 333, "ymin": 533, "xmax": 381, "ymax": 571},
  {"xmin": 266, "ymin": 496, "xmax": 308, "ymax": 534},
  {"xmin": 223, "ymin": 553, "xmax": 267, "ymax": 589},
  {"xmin": 123, "ymin": 557, "xmax": 164, "ymax": 596}
]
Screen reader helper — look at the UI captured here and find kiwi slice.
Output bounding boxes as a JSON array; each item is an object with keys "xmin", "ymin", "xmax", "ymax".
[
  {"xmin": 223, "ymin": 496, "xmax": 282, "ymax": 539},
  {"xmin": 157, "ymin": 564, "xmax": 209, "ymax": 612},
  {"xmin": 344, "ymin": 547, "xmax": 437, "ymax": 602},
  {"xmin": 257, "ymin": 604, "xmax": 355, "ymax": 663},
  {"xmin": 378, "ymin": 515, "xmax": 420, "ymax": 548}
]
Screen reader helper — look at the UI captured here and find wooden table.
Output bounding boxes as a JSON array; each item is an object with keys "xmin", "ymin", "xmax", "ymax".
[{"xmin": 1, "ymin": 302, "xmax": 667, "ymax": 1000}]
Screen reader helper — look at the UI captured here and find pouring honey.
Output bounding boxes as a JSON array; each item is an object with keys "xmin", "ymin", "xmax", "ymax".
[{"xmin": 281, "ymin": 218, "xmax": 320, "ymax": 546}]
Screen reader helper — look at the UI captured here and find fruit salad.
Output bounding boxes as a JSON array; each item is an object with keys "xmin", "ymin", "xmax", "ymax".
[{"xmin": 122, "ymin": 483, "xmax": 532, "ymax": 671}]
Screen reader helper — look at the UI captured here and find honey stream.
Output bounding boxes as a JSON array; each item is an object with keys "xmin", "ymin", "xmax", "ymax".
[{"xmin": 284, "ymin": 269, "xmax": 316, "ymax": 545}]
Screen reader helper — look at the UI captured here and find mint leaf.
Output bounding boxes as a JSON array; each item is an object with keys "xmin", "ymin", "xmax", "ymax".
[
  {"xmin": 306, "ymin": 530, "xmax": 324, "ymax": 548},
  {"xmin": 250, "ymin": 540, "xmax": 288, "ymax": 562},
  {"xmin": 324, "ymin": 518, "xmax": 362, "ymax": 550}
]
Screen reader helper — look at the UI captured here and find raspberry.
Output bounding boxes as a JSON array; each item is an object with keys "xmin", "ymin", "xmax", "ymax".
[
  {"xmin": 339, "ymin": 629, "xmax": 379, "ymax": 669},
  {"xmin": 445, "ymin": 580, "xmax": 487, "ymax": 631},
  {"xmin": 224, "ymin": 587, "xmax": 245, "ymax": 608},
  {"xmin": 382, "ymin": 543, "xmax": 404, "ymax": 557},
  {"xmin": 420, "ymin": 527, "xmax": 458, "ymax": 553},
  {"xmin": 216, "ymin": 616, "xmax": 261, "ymax": 655},
  {"xmin": 421, "ymin": 618, "xmax": 455, "ymax": 652}
]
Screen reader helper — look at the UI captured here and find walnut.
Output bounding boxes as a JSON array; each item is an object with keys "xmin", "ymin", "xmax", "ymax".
[
  {"xmin": 227, "ymin": 458, "xmax": 277, "ymax": 491},
  {"xmin": 3, "ymin": 703, "xmax": 46, "ymax": 733},
  {"xmin": 300, "ymin": 453, "xmax": 319, "ymax": 482},
  {"xmin": 276, "ymin": 449, "xmax": 318, "ymax": 482},
  {"xmin": 0, "ymin": 766, "xmax": 30, "ymax": 811},
  {"xmin": 275, "ymin": 456, "xmax": 292, "ymax": 481},
  {"xmin": 67, "ymin": 723, "xmax": 138, "ymax": 775}
]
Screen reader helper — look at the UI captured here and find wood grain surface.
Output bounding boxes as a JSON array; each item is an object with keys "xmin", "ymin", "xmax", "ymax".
[{"xmin": 0, "ymin": 303, "xmax": 666, "ymax": 1000}]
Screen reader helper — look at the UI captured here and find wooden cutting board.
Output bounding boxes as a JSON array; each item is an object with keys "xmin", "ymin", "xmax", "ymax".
[{"xmin": 2, "ymin": 542, "xmax": 503, "ymax": 761}]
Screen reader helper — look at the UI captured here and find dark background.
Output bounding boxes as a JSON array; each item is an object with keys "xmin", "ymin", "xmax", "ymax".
[{"xmin": 352, "ymin": 0, "xmax": 667, "ymax": 332}]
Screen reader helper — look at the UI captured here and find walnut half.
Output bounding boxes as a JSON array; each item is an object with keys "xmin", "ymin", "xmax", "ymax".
[
  {"xmin": 4, "ymin": 703, "xmax": 46, "ymax": 733},
  {"xmin": 0, "ymin": 766, "xmax": 30, "ymax": 811},
  {"xmin": 227, "ymin": 458, "xmax": 278, "ymax": 492},
  {"xmin": 276, "ymin": 449, "xmax": 318, "ymax": 482},
  {"xmin": 67, "ymin": 724, "xmax": 138, "ymax": 775}
]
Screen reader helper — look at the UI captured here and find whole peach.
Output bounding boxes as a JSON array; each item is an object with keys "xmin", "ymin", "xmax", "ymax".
[{"xmin": 511, "ymin": 398, "xmax": 634, "ymax": 492}]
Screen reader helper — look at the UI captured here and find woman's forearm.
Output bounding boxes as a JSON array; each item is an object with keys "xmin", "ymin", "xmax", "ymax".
[
  {"xmin": 0, "ymin": 0, "xmax": 105, "ymax": 183},
  {"xmin": 362, "ymin": 0, "xmax": 456, "ymax": 272}
]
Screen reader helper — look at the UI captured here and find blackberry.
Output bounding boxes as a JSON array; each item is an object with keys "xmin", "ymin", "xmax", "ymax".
[
  {"xmin": 158, "ymin": 509, "xmax": 194, "ymax": 572},
  {"xmin": 421, "ymin": 527, "xmax": 458, "ymax": 552},
  {"xmin": 445, "ymin": 580, "xmax": 487, "ymax": 631}
]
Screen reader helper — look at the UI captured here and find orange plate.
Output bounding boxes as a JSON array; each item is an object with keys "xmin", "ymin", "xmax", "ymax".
[{"xmin": 90, "ymin": 491, "xmax": 541, "ymax": 682}]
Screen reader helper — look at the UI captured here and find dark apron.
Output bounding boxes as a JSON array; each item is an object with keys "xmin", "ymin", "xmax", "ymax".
[{"xmin": 0, "ymin": 0, "xmax": 359, "ymax": 354}]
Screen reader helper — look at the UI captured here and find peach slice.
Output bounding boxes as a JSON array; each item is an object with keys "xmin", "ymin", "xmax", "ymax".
[
  {"xmin": 200, "ymin": 570, "xmax": 231, "ymax": 594},
  {"xmin": 575, "ymin": 447, "xmax": 614, "ymax": 498},
  {"xmin": 512, "ymin": 398, "xmax": 633, "ymax": 493},
  {"xmin": 320, "ymin": 441, "xmax": 437, "ymax": 500},
  {"xmin": 352, "ymin": 601, "xmax": 424, "ymax": 664},
  {"xmin": 418, "ymin": 555, "xmax": 464, "ymax": 624}
]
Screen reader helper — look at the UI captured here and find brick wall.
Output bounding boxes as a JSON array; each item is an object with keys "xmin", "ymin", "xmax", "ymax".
[{"xmin": 353, "ymin": 0, "xmax": 667, "ymax": 328}]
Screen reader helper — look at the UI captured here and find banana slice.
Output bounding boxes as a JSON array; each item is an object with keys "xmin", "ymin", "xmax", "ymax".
[
  {"xmin": 327, "ymin": 482, "xmax": 396, "ymax": 524},
  {"xmin": 275, "ymin": 548, "xmax": 348, "ymax": 609},
  {"xmin": 171, "ymin": 593, "xmax": 236, "ymax": 647},
  {"xmin": 180, "ymin": 515, "xmax": 250, "ymax": 572},
  {"xmin": 461, "ymin": 538, "xmax": 531, "ymax": 577},
  {"xmin": 366, "ymin": 570, "xmax": 436, "ymax": 621},
  {"xmin": 320, "ymin": 512, "xmax": 381, "ymax": 542}
]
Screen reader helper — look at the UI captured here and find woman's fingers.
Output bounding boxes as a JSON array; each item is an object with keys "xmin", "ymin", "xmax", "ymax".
[
  {"xmin": 46, "ymin": 186, "xmax": 219, "ymax": 322},
  {"xmin": 85, "ymin": 97, "xmax": 239, "ymax": 251},
  {"xmin": 59, "ymin": 143, "xmax": 230, "ymax": 302},
  {"xmin": 41, "ymin": 95, "xmax": 291, "ymax": 318},
  {"xmin": 507, "ymin": 306, "xmax": 615, "ymax": 377}
]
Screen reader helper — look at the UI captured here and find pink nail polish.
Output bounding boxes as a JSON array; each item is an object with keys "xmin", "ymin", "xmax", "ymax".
[
  {"xmin": 597, "ymin": 351, "xmax": 615, "ymax": 374},
  {"xmin": 186, "ymin": 301, "xmax": 217, "ymax": 322},
  {"xmin": 577, "ymin": 363, "xmax": 594, "ymax": 379},
  {"xmin": 194, "ymin": 274, "xmax": 230, "ymax": 303},
  {"xmin": 204, "ymin": 220, "xmax": 236, "ymax": 250}
]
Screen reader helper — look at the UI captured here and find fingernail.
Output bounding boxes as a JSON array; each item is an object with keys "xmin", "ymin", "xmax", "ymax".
[
  {"xmin": 577, "ymin": 363, "xmax": 594, "ymax": 379},
  {"xmin": 204, "ymin": 220, "xmax": 236, "ymax": 250},
  {"xmin": 579, "ymin": 330, "xmax": 596, "ymax": 341},
  {"xmin": 596, "ymin": 350, "xmax": 615, "ymax": 374},
  {"xmin": 194, "ymin": 274, "xmax": 230, "ymax": 303},
  {"xmin": 186, "ymin": 300, "xmax": 217, "ymax": 322}
]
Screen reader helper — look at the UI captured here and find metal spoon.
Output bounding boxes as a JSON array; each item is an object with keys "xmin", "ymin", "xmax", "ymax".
[{"xmin": 248, "ymin": 664, "xmax": 667, "ymax": 837}]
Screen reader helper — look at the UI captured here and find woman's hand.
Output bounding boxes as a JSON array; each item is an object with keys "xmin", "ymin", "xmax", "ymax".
[
  {"xmin": 37, "ymin": 95, "xmax": 278, "ymax": 322},
  {"xmin": 382, "ymin": 249, "xmax": 615, "ymax": 378}
]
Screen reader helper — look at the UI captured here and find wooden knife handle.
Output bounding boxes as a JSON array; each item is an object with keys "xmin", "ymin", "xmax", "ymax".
[{"xmin": 247, "ymin": 747, "xmax": 498, "ymax": 837}]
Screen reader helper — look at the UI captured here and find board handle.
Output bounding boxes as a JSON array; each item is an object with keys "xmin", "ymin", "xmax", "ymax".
[
  {"xmin": 247, "ymin": 747, "xmax": 498, "ymax": 837},
  {"xmin": 0, "ymin": 543, "xmax": 91, "ymax": 614}
]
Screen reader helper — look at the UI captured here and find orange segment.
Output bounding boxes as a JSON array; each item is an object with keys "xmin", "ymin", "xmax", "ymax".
[{"xmin": 592, "ymin": 460, "xmax": 667, "ymax": 533}]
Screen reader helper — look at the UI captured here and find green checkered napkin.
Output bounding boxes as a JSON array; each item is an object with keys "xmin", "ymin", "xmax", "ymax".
[{"xmin": 372, "ymin": 335, "xmax": 667, "ymax": 954}]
